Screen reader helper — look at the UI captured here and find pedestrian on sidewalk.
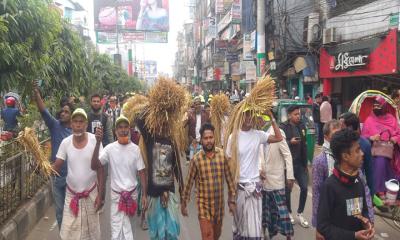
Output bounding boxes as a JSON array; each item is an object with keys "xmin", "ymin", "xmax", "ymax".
[
  {"xmin": 226, "ymin": 109, "xmax": 283, "ymax": 239},
  {"xmin": 312, "ymin": 120, "xmax": 374, "ymax": 239},
  {"xmin": 188, "ymin": 96, "xmax": 210, "ymax": 163},
  {"xmin": 313, "ymin": 94, "xmax": 323, "ymax": 145},
  {"xmin": 91, "ymin": 115, "xmax": 147, "ymax": 240},
  {"xmin": 1, "ymin": 97, "xmax": 21, "ymax": 133},
  {"xmin": 33, "ymin": 82, "xmax": 73, "ymax": 229},
  {"xmin": 259, "ymin": 115, "xmax": 294, "ymax": 240},
  {"xmin": 339, "ymin": 113, "xmax": 375, "ymax": 197},
  {"xmin": 87, "ymin": 93, "xmax": 114, "ymax": 147},
  {"xmin": 317, "ymin": 129, "xmax": 375, "ymax": 240},
  {"xmin": 52, "ymin": 108, "xmax": 105, "ymax": 240},
  {"xmin": 280, "ymin": 105, "xmax": 310, "ymax": 228},
  {"xmin": 320, "ymin": 96, "xmax": 333, "ymax": 126},
  {"xmin": 181, "ymin": 123, "xmax": 236, "ymax": 240},
  {"xmin": 105, "ymin": 96, "xmax": 121, "ymax": 140}
]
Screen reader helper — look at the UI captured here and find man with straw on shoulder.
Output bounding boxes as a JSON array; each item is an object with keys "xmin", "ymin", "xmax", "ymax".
[
  {"xmin": 91, "ymin": 115, "xmax": 147, "ymax": 240},
  {"xmin": 135, "ymin": 78, "xmax": 186, "ymax": 240},
  {"xmin": 226, "ymin": 107, "xmax": 283, "ymax": 239},
  {"xmin": 52, "ymin": 108, "xmax": 105, "ymax": 240}
]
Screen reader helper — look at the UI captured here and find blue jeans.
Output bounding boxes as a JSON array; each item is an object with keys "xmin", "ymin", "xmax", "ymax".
[
  {"xmin": 285, "ymin": 164, "xmax": 308, "ymax": 214},
  {"xmin": 51, "ymin": 175, "xmax": 67, "ymax": 229}
]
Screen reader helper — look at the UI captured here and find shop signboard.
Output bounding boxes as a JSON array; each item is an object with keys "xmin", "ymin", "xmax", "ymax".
[
  {"xmin": 207, "ymin": 67, "xmax": 214, "ymax": 81},
  {"xmin": 213, "ymin": 53, "xmax": 225, "ymax": 63},
  {"xmin": 331, "ymin": 50, "xmax": 369, "ymax": 72},
  {"xmin": 246, "ymin": 64, "xmax": 257, "ymax": 81},
  {"xmin": 243, "ymin": 33, "xmax": 253, "ymax": 60},
  {"xmin": 226, "ymin": 52, "xmax": 239, "ymax": 62},
  {"xmin": 216, "ymin": 0, "xmax": 224, "ymax": 13},
  {"xmin": 215, "ymin": 40, "xmax": 228, "ymax": 53},
  {"xmin": 251, "ymin": 30, "xmax": 257, "ymax": 50},
  {"xmin": 224, "ymin": 61, "xmax": 230, "ymax": 74},
  {"xmin": 231, "ymin": 0, "xmax": 242, "ymax": 24},
  {"xmin": 214, "ymin": 67, "xmax": 223, "ymax": 81},
  {"xmin": 94, "ymin": 0, "xmax": 169, "ymax": 32},
  {"xmin": 320, "ymin": 29, "xmax": 398, "ymax": 78},
  {"xmin": 231, "ymin": 62, "xmax": 241, "ymax": 76}
]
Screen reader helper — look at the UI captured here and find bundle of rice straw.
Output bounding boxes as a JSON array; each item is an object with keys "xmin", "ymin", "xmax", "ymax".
[
  {"xmin": 140, "ymin": 77, "xmax": 188, "ymax": 194},
  {"xmin": 122, "ymin": 94, "xmax": 149, "ymax": 126},
  {"xmin": 210, "ymin": 93, "xmax": 231, "ymax": 147},
  {"xmin": 18, "ymin": 127, "xmax": 58, "ymax": 177},
  {"xmin": 179, "ymin": 91, "xmax": 193, "ymax": 151},
  {"xmin": 224, "ymin": 75, "xmax": 276, "ymax": 181},
  {"xmin": 145, "ymin": 77, "xmax": 188, "ymax": 139}
]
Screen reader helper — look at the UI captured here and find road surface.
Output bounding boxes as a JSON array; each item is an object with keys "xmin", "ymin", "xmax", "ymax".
[{"xmin": 26, "ymin": 147, "xmax": 400, "ymax": 239}]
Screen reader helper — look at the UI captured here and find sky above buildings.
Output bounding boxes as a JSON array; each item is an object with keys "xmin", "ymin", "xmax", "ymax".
[{"xmin": 78, "ymin": 0, "xmax": 189, "ymax": 75}]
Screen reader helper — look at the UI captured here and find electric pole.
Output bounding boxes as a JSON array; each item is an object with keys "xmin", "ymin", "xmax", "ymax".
[{"xmin": 256, "ymin": 0, "xmax": 266, "ymax": 78}]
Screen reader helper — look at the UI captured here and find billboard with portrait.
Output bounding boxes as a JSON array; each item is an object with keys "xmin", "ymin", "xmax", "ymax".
[{"xmin": 94, "ymin": 0, "xmax": 169, "ymax": 32}]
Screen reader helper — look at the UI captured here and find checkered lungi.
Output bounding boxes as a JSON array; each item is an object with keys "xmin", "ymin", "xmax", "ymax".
[
  {"xmin": 262, "ymin": 189, "xmax": 294, "ymax": 238},
  {"xmin": 60, "ymin": 186, "xmax": 101, "ymax": 240}
]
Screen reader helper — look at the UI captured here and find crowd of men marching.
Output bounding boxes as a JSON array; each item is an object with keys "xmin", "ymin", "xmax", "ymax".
[{"xmin": 6, "ymin": 82, "xmax": 399, "ymax": 240}]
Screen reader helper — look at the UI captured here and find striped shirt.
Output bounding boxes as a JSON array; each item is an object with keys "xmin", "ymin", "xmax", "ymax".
[{"xmin": 182, "ymin": 147, "xmax": 236, "ymax": 223}]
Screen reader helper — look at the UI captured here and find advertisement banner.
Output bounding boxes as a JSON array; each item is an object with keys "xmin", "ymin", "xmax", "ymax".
[
  {"xmin": 94, "ymin": 0, "xmax": 169, "ymax": 32},
  {"xmin": 215, "ymin": 40, "xmax": 228, "ymax": 53},
  {"xmin": 96, "ymin": 31, "xmax": 121, "ymax": 44},
  {"xmin": 245, "ymin": 64, "xmax": 257, "ymax": 81},
  {"xmin": 97, "ymin": 31, "xmax": 168, "ymax": 43},
  {"xmin": 231, "ymin": 62, "xmax": 241, "ymax": 76},
  {"xmin": 216, "ymin": 0, "xmax": 224, "ymax": 13},
  {"xmin": 251, "ymin": 30, "xmax": 257, "ymax": 50},
  {"xmin": 243, "ymin": 33, "xmax": 252, "ymax": 60},
  {"xmin": 231, "ymin": 0, "xmax": 242, "ymax": 24},
  {"xmin": 144, "ymin": 60, "xmax": 158, "ymax": 77}
]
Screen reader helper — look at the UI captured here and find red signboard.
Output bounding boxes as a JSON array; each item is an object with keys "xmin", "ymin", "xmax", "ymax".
[{"xmin": 320, "ymin": 29, "xmax": 398, "ymax": 78}]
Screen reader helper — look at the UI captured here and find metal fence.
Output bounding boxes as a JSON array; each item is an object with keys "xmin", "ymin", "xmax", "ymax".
[{"xmin": 0, "ymin": 130, "xmax": 49, "ymax": 225}]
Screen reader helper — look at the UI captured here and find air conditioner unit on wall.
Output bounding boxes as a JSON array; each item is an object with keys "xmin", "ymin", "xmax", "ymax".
[{"xmin": 323, "ymin": 28, "xmax": 337, "ymax": 45}]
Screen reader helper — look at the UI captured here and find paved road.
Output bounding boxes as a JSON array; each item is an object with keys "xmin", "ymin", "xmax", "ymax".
[{"xmin": 26, "ymin": 148, "xmax": 400, "ymax": 239}]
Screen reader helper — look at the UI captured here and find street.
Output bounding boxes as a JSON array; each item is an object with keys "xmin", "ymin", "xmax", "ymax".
[{"xmin": 25, "ymin": 155, "xmax": 400, "ymax": 240}]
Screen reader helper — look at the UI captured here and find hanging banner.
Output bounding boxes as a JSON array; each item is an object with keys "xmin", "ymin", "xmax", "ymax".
[{"xmin": 94, "ymin": 0, "xmax": 169, "ymax": 32}]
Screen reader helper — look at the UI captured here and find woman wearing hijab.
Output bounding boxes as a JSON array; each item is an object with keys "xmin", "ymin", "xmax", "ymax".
[{"xmin": 361, "ymin": 96, "xmax": 400, "ymax": 198}]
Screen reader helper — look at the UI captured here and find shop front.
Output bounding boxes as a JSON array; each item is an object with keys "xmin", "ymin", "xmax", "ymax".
[{"xmin": 320, "ymin": 29, "xmax": 399, "ymax": 114}]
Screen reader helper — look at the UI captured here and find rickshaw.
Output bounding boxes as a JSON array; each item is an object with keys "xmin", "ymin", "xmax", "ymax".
[
  {"xmin": 350, "ymin": 90, "xmax": 400, "ymax": 219},
  {"xmin": 272, "ymin": 99, "xmax": 316, "ymax": 163},
  {"xmin": 349, "ymin": 90, "xmax": 398, "ymax": 124}
]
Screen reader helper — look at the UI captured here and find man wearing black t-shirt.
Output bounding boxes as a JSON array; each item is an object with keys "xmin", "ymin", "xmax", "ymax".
[
  {"xmin": 317, "ymin": 129, "xmax": 375, "ymax": 240},
  {"xmin": 136, "ymin": 114, "xmax": 184, "ymax": 240}
]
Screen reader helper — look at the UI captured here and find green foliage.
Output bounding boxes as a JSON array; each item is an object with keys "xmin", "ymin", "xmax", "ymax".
[{"xmin": 0, "ymin": 0, "xmax": 143, "ymax": 101}]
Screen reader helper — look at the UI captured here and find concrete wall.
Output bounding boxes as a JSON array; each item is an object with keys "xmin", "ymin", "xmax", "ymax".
[
  {"xmin": 326, "ymin": 0, "xmax": 400, "ymax": 42},
  {"xmin": 0, "ymin": 185, "xmax": 53, "ymax": 240}
]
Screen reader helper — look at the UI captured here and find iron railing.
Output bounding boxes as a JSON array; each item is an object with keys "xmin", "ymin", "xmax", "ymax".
[{"xmin": 0, "ymin": 129, "xmax": 49, "ymax": 225}]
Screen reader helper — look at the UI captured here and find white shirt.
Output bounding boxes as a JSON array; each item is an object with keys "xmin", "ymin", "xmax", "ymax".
[
  {"xmin": 195, "ymin": 114, "xmax": 201, "ymax": 141},
  {"xmin": 56, "ymin": 133, "xmax": 102, "ymax": 192},
  {"xmin": 226, "ymin": 129, "xmax": 269, "ymax": 183},
  {"xmin": 99, "ymin": 142, "xmax": 145, "ymax": 192}
]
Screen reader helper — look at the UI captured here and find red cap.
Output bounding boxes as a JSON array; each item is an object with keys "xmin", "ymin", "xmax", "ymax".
[{"xmin": 5, "ymin": 97, "xmax": 16, "ymax": 107}]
